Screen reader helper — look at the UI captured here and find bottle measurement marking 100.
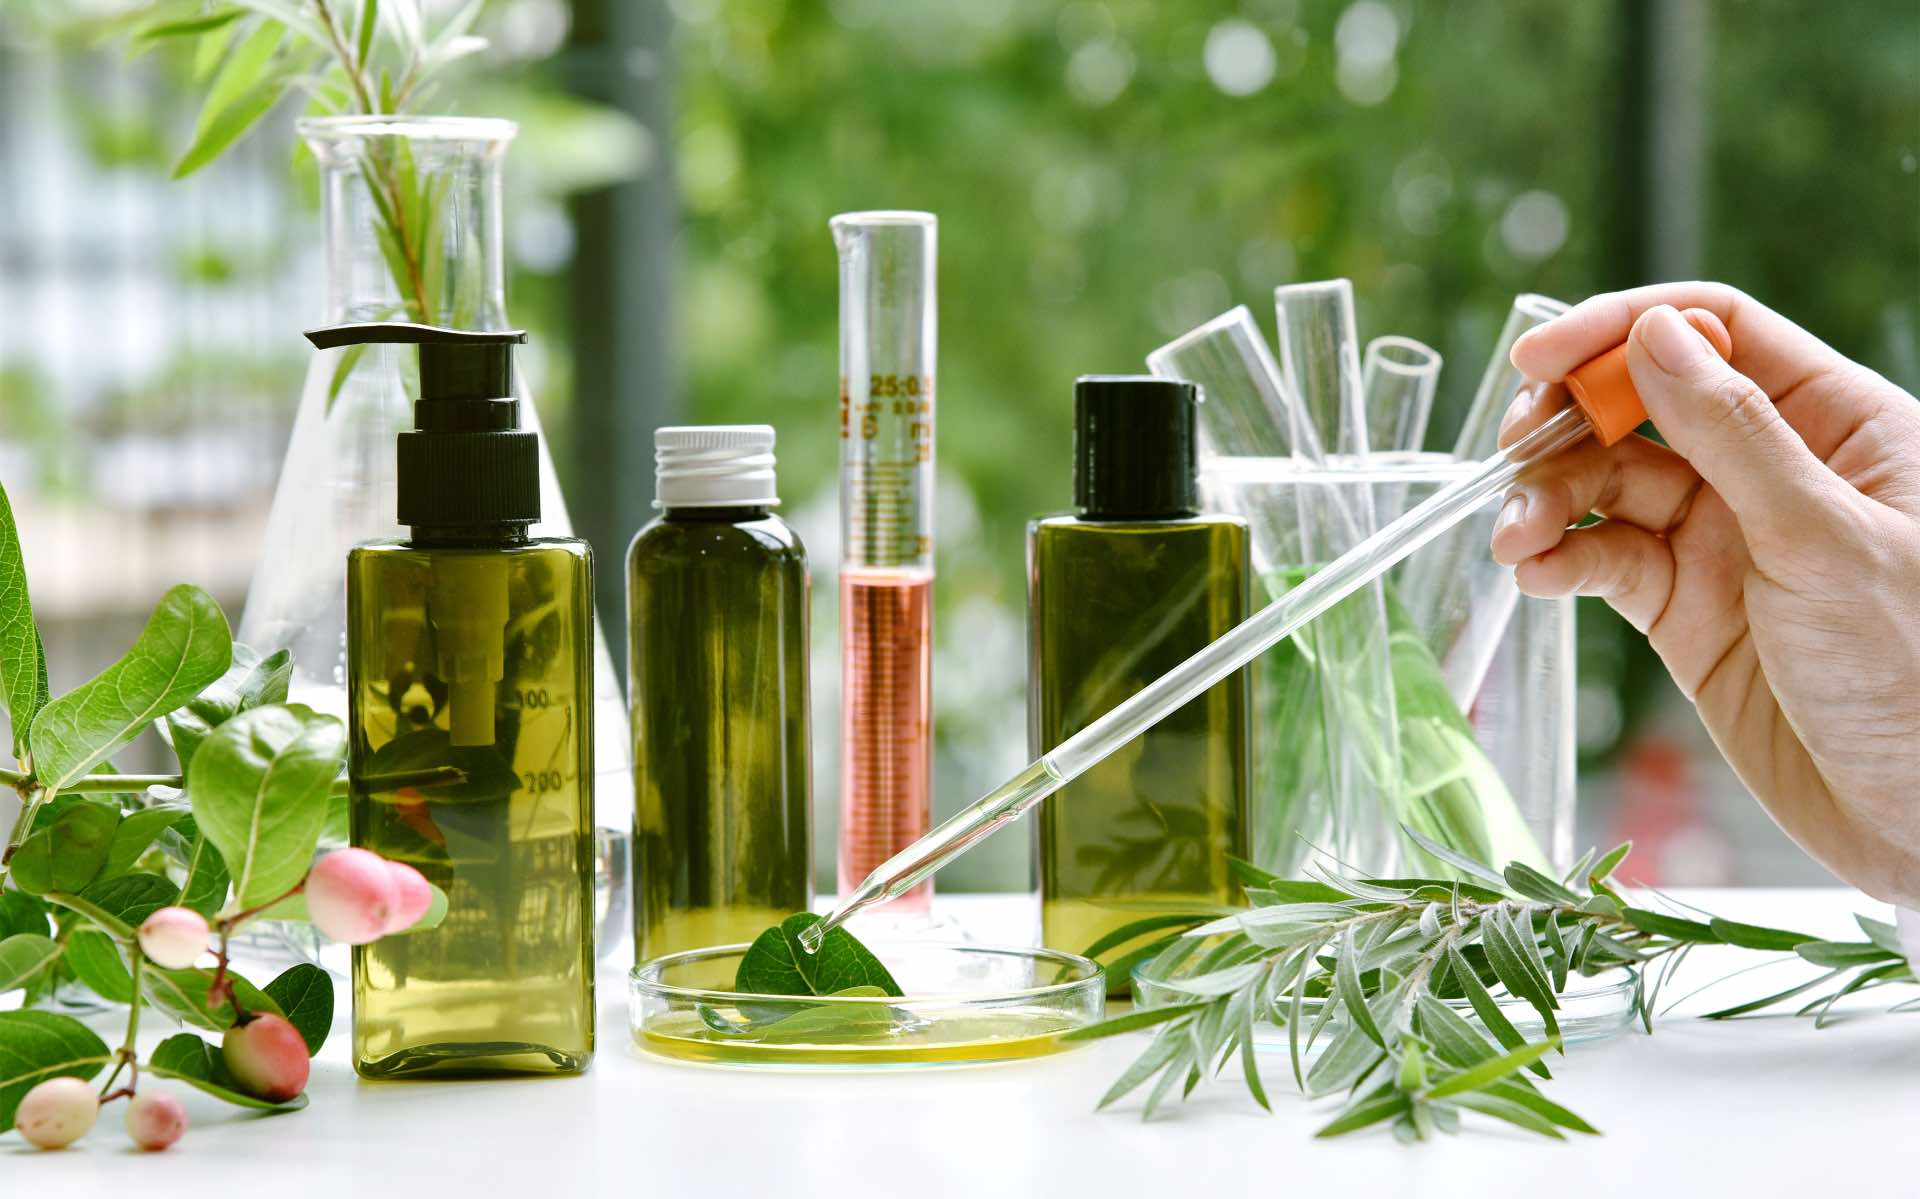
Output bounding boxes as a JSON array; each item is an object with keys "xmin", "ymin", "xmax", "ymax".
[{"xmin": 833, "ymin": 211, "xmax": 937, "ymax": 915}]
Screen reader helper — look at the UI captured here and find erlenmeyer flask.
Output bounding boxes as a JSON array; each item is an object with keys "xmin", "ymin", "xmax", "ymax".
[{"xmin": 240, "ymin": 116, "xmax": 631, "ymax": 953}]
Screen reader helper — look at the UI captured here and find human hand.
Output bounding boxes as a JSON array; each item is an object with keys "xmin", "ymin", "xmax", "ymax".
[{"xmin": 1488, "ymin": 282, "xmax": 1920, "ymax": 905}]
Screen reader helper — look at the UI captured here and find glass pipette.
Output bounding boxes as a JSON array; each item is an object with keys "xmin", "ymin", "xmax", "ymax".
[{"xmin": 802, "ymin": 306, "xmax": 1733, "ymax": 953}]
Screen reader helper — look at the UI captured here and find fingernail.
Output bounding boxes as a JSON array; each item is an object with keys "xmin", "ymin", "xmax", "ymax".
[
  {"xmin": 1638, "ymin": 304, "xmax": 1711, "ymax": 375},
  {"xmin": 1496, "ymin": 491, "xmax": 1527, "ymax": 534}
]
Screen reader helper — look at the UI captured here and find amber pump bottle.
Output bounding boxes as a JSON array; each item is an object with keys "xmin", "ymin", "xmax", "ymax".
[
  {"xmin": 628, "ymin": 426, "xmax": 811, "ymax": 962},
  {"xmin": 1029, "ymin": 376, "xmax": 1252, "ymax": 978},
  {"xmin": 334, "ymin": 322, "xmax": 595, "ymax": 1078}
]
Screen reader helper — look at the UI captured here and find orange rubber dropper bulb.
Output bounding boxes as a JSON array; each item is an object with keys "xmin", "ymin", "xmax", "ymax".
[{"xmin": 1563, "ymin": 307, "xmax": 1733, "ymax": 446}]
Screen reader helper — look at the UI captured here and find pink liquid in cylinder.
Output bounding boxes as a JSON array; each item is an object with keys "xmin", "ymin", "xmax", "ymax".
[{"xmin": 838, "ymin": 568, "xmax": 932, "ymax": 911}]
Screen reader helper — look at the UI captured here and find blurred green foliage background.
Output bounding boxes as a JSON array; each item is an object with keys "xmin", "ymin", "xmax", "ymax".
[{"xmin": 1, "ymin": 0, "xmax": 1914, "ymax": 889}]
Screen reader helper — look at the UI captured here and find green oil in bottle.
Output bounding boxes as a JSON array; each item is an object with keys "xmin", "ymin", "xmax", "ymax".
[
  {"xmin": 628, "ymin": 426, "xmax": 812, "ymax": 961},
  {"xmin": 339, "ymin": 323, "xmax": 595, "ymax": 1078},
  {"xmin": 1029, "ymin": 377, "xmax": 1251, "ymax": 983}
]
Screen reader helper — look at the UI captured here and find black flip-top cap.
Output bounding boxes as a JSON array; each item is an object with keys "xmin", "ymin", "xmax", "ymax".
[
  {"xmin": 304, "ymin": 322, "xmax": 539, "ymax": 528},
  {"xmin": 1073, "ymin": 375, "xmax": 1199, "ymax": 519}
]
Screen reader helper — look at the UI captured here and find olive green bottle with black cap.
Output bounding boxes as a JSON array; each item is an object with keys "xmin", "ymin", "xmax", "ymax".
[
  {"xmin": 1029, "ymin": 375, "xmax": 1251, "ymax": 980},
  {"xmin": 334, "ymin": 322, "xmax": 595, "ymax": 1078}
]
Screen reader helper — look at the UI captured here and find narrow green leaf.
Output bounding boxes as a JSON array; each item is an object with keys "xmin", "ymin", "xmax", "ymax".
[
  {"xmin": 1062, "ymin": 1001, "xmax": 1207, "ymax": 1042},
  {"xmin": 1336, "ymin": 941, "xmax": 1385, "ymax": 1048},
  {"xmin": 1445, "ymin": 944, "xmax": 1548, "ymax": 1079},
  {"xmin": 1095, "ymin": 1025, "xmax": 1184, "ymax": 1110},
  {"xmin": 30, "ymin": 585, "xmax": 232, "ymax": 789},
  {"xmin": 1140, "ymin": 1042, "xmax": 1192, "ymax": 1119},
  {"xmin": 1237, "ymin": 1002, "xmax": 1270, "ymax": 1112},
  {"xmin": 1425, "ymin": 1036, "xmax": 1559, "ymax": 1098},
  {"xmin": 1313, "ymin": 1083, "xmax": 1407, "ymax": 1138},
  {"xmin": 1081, "ymin": 913, "xmax": 1211, "ymax": 962},
  {"xmin": 1589, "ymin": 841, "xmax": 1632, "ymax": 885},
  {"xmin": 1503, "ymin": 863, "xmax": 1580, "ymax": 905},
  {"xmin": 1414, "ymin": 993, "xmax": 1499, "ymax": 1067},
  {"xmin": 1702, "ymin": 968, "xmax": 1843, "ymax": 1020},
  {"xmin": 190, "ymin": 17, "xmax": 281, "ymax": 136},
  {"xmin": 1622, "ymin": 907, "xmax": 1719, "ymax": 943},
  {"xmin": 0, "ymin": 935, "xmax": 61, "ymax": 992},
  {"xmin": 1545, "ymin": 911, "xmax": 1569, "ymax": 992},
  {"xmin": 1560, "ymin": 847, "xmax": 1596, "ymax": 889},
  {"xmin": 356, "ymin": 0, "xmax": 379, "ymax": 65},
  {"xmin": 0, "ymin": 1011, "xmax": 111, "ymax": 1128},
  {"xmin": 263, "ymin": 964, "xmax": 334, "ymax": 1055},
  {"xmin": 187, "ymin": 704, "xmax": 345, "ymax": 908},
  {"xmin": 1483, "ymin": 1079, "xmax": 1601, "ymax": 1133},
  {"xmin": 1855, "ymin": 915, "xmax": 1904, "ymax": 956},
  {"xmin": 137, "ymin": 8, "xmax": 245, "ymax": 40},
  {"xmin": 1796, "ymin": 941, "xmax": 1901, "ymax": 968},
  {"xmin": 1811, "ymin": 962, "xmax": 1909, "ymax": 1028},
  {"xmin": 1709, "ymin": 917, "xmax": 1815, "ymax": 952},
  {"xmin": 1446, "ymin": 1091, "xmax": 1566, "ymax": 1139},
  {"xmin": 1400, "ymin": 826, "xmax": 1508, "ymax": 887},
  {"xmin": 174, "ymin": 75, "xmax": 288, "ymax": 178},
  {"xmin": 0, "ymin": 479, "xmax": 48, "ymax": 759}
]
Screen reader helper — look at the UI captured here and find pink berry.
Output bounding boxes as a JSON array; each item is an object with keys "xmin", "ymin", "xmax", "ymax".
[
  {"xmin": 306, "ymin": 848, "xmax": 398, "ymax": 944},
  {"xmin": 13, "ymin": 1077, "xmax": 98, "ymax": 1149},
  {"xmin": 383, "ymin": 860, "xmax": 433, "ymax": 933},
  {"xmin": 221, "ymin": 1014, "xmax": 310, "ymax": 1102},
  {"xmin": 124, "ymin": 1090, "xmax": 188, "ymax": 1151},
  {"xmin": 137, "ymin": 906, "xmax": 210, "ymax": 970}
]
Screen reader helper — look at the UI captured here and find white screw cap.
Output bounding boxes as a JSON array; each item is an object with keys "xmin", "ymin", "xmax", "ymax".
[{"xmin": 654, "ymin": 425, "xmax": 779, "ymax": 508}]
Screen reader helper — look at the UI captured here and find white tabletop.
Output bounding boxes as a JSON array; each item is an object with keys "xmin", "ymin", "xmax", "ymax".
[{"xmin": 12, "ymin": 889, "xmax": 1915, "ymax": 1196}]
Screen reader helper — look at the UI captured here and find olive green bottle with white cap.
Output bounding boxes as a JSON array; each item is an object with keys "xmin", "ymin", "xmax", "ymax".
[
  {"xmin": 628, "ymin": 425, "xmax": 812, "ymax": 961},
  {"xmin": 338, "ymin": 322, "xmax": 595, "ymax": 1078}
]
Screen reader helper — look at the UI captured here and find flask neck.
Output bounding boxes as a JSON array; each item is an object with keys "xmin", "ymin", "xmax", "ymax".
[{"xmin": 306, "ymin": 119, "xmax": 511, "ymax": 328}]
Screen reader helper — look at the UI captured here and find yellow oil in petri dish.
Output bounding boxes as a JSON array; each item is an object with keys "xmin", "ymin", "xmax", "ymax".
[{"xmin": 630, "ymin": 942, "xmax": 1104, "ymax": 1070}]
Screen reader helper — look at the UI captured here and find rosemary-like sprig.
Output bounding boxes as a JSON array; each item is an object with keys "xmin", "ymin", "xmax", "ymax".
[{"xmin": 1069, "ymin": 829, "xmax": 1917, "ymax": 1142}]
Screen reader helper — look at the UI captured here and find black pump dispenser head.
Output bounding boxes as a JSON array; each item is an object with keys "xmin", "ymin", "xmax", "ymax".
[
  {"xmin": 1072, "ymin": 375, "xmax": 1200, "ymax": 519},
  {"xmin": 304, "ymin": 322, "xmax": 538, "ymax": 532}
]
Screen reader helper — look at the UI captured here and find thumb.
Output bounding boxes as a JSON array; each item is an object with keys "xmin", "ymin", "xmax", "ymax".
[{"xmin": 1628, "ymin": 303, "xmax": 1846, "ymax": 542}]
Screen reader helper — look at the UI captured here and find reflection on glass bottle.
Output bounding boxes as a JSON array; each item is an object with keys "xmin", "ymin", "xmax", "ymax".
[
  {"xmin": 628, "ymin": 427, "xmax": 811, "ymax": 960},
  {"xmin": 341, "ymin": 323, "xmax": 594, "ymax": 1078},
  {"xmin": 1029, "ymin": 377, "xmax": 1251, "ymax": 979}
]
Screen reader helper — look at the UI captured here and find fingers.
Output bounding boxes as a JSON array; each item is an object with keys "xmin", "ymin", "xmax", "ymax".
[
  {"xmin": 1489, "ymin": 434, "xmax": 1702, "ymax": 565},
  {"xmin": 1625, "ymin": 305, "xmax": 1851, "ymax": 544},
  {"xmin": 1512, "ymin": 520, "xmax": 1676, "ymax": 632},
  {"xmin": 1509, "ymin": 281, "xmax": 1845, "ymax": 403}
]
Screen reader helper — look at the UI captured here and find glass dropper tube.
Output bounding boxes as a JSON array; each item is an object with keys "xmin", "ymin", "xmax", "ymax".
[
  {"xmin": 803, "ymin": 402, "xmax": 1594, "ymax": 950},
  {"xmin": 830, "ymin": 211, "xmax": 937, "ymax": 916}
]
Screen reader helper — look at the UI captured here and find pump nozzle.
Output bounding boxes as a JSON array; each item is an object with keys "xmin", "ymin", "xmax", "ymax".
[{"xmin": 311, "ymin": 321, "xmax": 537, "ymax": 748}]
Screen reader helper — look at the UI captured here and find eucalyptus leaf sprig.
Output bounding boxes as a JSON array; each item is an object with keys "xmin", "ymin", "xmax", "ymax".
[
  {"xmin": 120, "ymin": 0, "xmax": 490, "ymax": 324},
  {"xmin": 0, "ymin": 478, "xmax": 445, "ymax": 1151},
  {"xmin": 1068, "ymin": 829, "xmax": 1917, "ymax": 1143}
]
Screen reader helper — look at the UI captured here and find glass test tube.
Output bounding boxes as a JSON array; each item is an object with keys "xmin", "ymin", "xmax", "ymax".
[{"xmin": 831, "ymin": 212, "xmax": 937, "ymax": 914}]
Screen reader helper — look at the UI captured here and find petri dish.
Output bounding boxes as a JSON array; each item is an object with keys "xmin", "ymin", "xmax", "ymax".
[
  {"xmin": 1132, "ymin": 961, "xmax": 1636, "ymax": 1047},
  {"xmin": 630, "ymin": 941, "xmax": 1105, "ymax": 1069}
]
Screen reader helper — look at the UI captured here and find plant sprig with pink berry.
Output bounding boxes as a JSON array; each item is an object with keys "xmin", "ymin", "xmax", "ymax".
[{"xmin": 0, "ymin": 479, "xmax": 443, "ymax": 1152}]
